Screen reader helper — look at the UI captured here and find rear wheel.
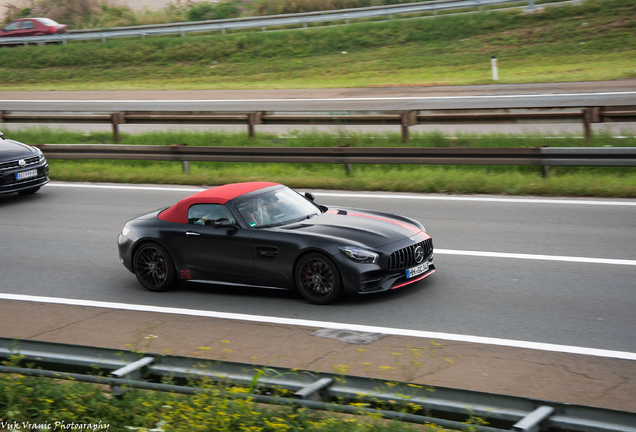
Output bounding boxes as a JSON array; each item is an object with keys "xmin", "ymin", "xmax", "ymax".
[
  {"xmin": 133, "ymin": 243, "xmax": 177, "ymax": 292},
  {"xmin": 295, "ymin": 253, "xmax": 342, "ymax": 305}
]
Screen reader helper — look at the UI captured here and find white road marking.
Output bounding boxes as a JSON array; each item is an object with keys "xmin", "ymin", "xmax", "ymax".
[
  {"xmin": 2, "ymin": 91, "xmax": 636, "ymax": 103},
  {"xmin": 1, "ymin": 293, "xmax": 634, "ymax": 360},
  {"xmin": 48, "ymin": 182, "xmax": 203, "ymax": 192},
  {"xmin": 46, "ymin": 182, "xmax": 636, "ymax": 206},
  {"xmin": 435, "ymin": 249, "xmax": 636, "ymax": 266},
  {"xmin": 315, "ymin": 192, "xmax": 636, "ymax": 206}
]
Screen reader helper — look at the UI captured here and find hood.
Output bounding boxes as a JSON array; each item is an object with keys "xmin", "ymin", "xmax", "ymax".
[
  {"xmin": 278, "ymin": 208, "xmax": 425, "ymax": 248},
  {"xmin": 0, "ymin": 139, "xmax": 38, "ymax": 160}
]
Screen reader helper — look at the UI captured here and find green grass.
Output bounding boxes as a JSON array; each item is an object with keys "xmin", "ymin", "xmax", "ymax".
[
  {"xmin": 0, "ymin": 372, "xmax": 437, "ymax": 432},
  {"xmin": 6, "ymin": 128, "xmax": 636, "ymax": 197},
  {"xmin": 0, "ymin": 0, "xmax": 634, "ymax": 90}
]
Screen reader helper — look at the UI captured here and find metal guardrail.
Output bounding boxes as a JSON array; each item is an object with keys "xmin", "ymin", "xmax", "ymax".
[
  {"xmin": 0, "ymin": 0, "xmax": 555, "ymax": 46},
  {"xmin": 1, "ymin": 338, "xmax": 635, "ymax": 432},
  {"xmin": 29, "ymin": 144, "xmax": 636, "ymax": 179},
  {"xmin": 2, "ymin": 106, "xmax": 634, "ymax": 143},
  {"xmin": 30, "ymin": 143, "xmax": 636, "ymax": 166}
]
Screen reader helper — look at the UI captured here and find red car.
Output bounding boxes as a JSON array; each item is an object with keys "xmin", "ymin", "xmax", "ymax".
[{"xmin": 0, "ymin": 18, "xmax": 67, "ymax": 38}]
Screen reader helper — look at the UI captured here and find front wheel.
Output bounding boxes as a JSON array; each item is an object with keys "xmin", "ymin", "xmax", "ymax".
[
  {"xmin": 133, "ymin": 243, "xmax": 177, "ymax": 292},
  {"xmin": 295, "ymin": 253, "xmax": 342, "ymax": 305}
]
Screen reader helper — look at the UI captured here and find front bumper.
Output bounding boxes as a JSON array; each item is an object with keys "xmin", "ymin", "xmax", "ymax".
[
  {"xmin": 336, "ymin": 255, "xmax": 435, "ymax": 295},
  {"xmin": 0, "ymin": 161, "xmax": 49, "ymax": 194},
  {"xmin": 334, "ymin": 236, "xmax": 435, "ymax": 295},
  {"xmin": 118, "ymin": 233, "xmax": 135, "ymax": 273}
]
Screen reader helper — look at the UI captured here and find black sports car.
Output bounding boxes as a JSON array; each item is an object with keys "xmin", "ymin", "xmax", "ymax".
[
  {"xmin": 0, "ymin": 132, "xmax": 49, "ymax": 195},
  {"xmin": 118, "ymin": 182, "xmax": 435, "ymax": 304}
]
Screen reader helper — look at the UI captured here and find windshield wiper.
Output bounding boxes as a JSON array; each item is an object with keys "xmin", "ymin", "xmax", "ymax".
[{"xmin": 262, "ymin": 213, "xmax": 319, "ymax": 228}]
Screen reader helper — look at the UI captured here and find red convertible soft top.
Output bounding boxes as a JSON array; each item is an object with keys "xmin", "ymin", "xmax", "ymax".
[{"xmin": 157, "ymin": 182, "xmax": 279, "ymax": 224}]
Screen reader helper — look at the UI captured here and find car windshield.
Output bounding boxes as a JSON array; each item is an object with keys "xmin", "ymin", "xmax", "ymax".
[
  {"xmin": 234, "ymin": 187, "xmax": 320, "ymax": 228},
  {"xmin": 34, "ymin": 18, "xmax": 60, "ymax": 26}
]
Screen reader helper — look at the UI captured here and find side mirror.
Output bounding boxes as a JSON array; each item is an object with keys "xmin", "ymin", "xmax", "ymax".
[
  {"xmin": 0, "ymin": 132, "xmax": 4, "ymax": 140},
  {"xmin": 213, "ymin": 217, "xmax": 235, "ymax": 228},
  {"xmin": 304, "ymin": 192, "xmax": 315, "ymax": 202}
]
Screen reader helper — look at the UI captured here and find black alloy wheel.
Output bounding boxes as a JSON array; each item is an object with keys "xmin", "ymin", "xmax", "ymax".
[
  {"xmin": 295, "ymin": 253, "xmax": 342, "ymax": 305},
  {"xmin": 133, "ymin": 243, "xmax": 177, "ymax": 292}
]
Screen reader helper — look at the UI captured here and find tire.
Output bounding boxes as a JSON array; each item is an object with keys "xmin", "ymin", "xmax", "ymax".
[
  {"xmin": 18, "ymin": 187, "xmax": 40, "ymax": 195},
  {"xmin": 133, "ymin": 243, "xmax": 177, "ymax": 292},
  {"xmin": 295, "ymin": 253, "xmax": 342, "ymax": 305}
]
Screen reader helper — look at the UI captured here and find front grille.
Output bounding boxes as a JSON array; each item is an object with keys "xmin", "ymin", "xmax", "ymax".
[
  {"xmin": 388, "ymin": 238, "xmax": 433, "ymax": 270},
  {"xmin": 0, "ymin": 155, "xmax": 41, "ymax": 171}
]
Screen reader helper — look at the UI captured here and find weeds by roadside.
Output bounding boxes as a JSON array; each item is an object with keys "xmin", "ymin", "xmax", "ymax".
[{"xmin": 0, "ymin": 346, "xmax": 469, "ymax": 432}]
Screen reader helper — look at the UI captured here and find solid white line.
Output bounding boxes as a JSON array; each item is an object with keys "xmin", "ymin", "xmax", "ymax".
[
  {"xmin": 315, "ymin": 192, "xmax": 636, "ymax": 206},
  {"xmin": 435, "ymin": 249, "xmax": 636, "ymax": 266},
  {"xmin": 48, "ymin": 182, "xmax": 204, "ymax": 192},
  {"xmin": 1, "ymin": 293, "xmax": 634, "ymax": 360},
  {"xmin": 2, "ymin": 92, "xmax": 636, "ymax": 103},
  {"xmin": 46, "ymin": 182, "xmax": 636, "ymax": 206}
]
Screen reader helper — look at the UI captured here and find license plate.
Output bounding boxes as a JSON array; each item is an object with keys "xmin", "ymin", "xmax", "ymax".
[
  {"xmin": 16, "ymin": 169, "xmax": 37, "ymax": 181},
  {"xmin": 406, "ymin": 262, "xmax": 429, "ymax": 279}
]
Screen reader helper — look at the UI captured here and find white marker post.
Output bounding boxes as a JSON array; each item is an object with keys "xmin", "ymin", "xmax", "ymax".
[{"xmin": 491, "ymin": 55, "xmax": 499, "ymax": 80}]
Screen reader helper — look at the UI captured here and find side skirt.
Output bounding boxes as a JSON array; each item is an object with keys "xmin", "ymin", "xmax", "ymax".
[{"xmin": 187, "ymin": 279, "xmax": 290, "ymax": 291}]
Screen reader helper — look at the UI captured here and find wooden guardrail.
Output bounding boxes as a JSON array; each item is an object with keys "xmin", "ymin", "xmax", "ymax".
[{"xmin": 2, "ymin": 107, "xmax": 635, "ymax": 143}]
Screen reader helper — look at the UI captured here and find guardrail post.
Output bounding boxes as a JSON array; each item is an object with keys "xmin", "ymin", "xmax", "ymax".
[
  {"xmin": 511, "ymin": 405, "xmax": 555, "ymax": 431},
  {"xmin": 169, "ymin": 143, "xmax": 190, "ymax": 173},
  {"xmin": 401, "ymin": 111, "xmax": 418, "ymax": 143},
  {"xmin": 336, "ymin": 145, "xmax": 352, "ymax": 175},
  {"xmin": 111, "ymin": 112, "xmax": 126, "ymax": 143},
  {"xmin": 294, "ymin": 378, "xmax": 334, "ymax": 402},
  {"xmin": 248, "ymin": 112, "xmax": 263, "ymax": 138},
  {"xmin": 110, "ymin": 356, "xmax": 154, "ymax": 398},
  {"xmin": 583, "ymin": 108, "xmax": 600, "ymax": 143}
]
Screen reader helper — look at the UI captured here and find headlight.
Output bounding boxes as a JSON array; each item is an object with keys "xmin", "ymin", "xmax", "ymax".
[
  {"xmin": 121, "ymin": 227, "xmax": 130, "ymax": 237},
  {"xmin": 338, "ymin": 246, "xmax": 378, "ymax": 264},
  {"xmin": 35, "ymin": 147, "xmax": 45, "ymax": 163}
]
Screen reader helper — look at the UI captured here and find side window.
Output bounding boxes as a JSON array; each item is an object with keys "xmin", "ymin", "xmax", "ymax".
[
  {"xmin": 4, "ymin": 22, "xmax": 21, "ymax": 31},
  {"xmin": 22, "ymin": 20, "xmax": 35, "ymax": 30},
  {"xmin": 188, "ymin": 204, "xmax": 235, "ymax": 226}
]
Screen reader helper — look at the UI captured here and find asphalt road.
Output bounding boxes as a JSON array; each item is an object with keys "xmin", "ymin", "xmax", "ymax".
[
  {"xmin": 1, "ymin": 183, "xmax": 634, "ymax": 353},
  {"xmin": 2, "ymin": 85, "xmax": 635, "ymax": 112}
]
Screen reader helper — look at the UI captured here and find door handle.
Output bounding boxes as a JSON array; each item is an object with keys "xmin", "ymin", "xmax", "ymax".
[{"xmin": 185, "ymin": 231, "xmax": 200, "ymax": 237}]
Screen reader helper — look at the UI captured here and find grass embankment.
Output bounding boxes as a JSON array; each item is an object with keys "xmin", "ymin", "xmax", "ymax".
[
  {"xmin": 0, "ymin": 0, "xmax": 634, "ymax": 90},
  {"xmin": 0, "ymin": 367, "xmax": 442, "ymax": 432},
  {"xmin": 7, "ymin": 128, "xmax": 636, "ymax": 197}
]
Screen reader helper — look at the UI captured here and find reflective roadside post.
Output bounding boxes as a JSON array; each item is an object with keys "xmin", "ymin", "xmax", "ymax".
[{"xmin": 491, "ymin": 55, "xmax": 499, "ymax": 81}]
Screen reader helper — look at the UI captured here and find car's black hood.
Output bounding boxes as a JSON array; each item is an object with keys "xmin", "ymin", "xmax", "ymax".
[
  {"xmin": 278, "ymin": 207, "xmax": 424, "ymax": 248},
  {"xmin": 0, "ymin": 139, "xmax": 38, "ymax": 160}
]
